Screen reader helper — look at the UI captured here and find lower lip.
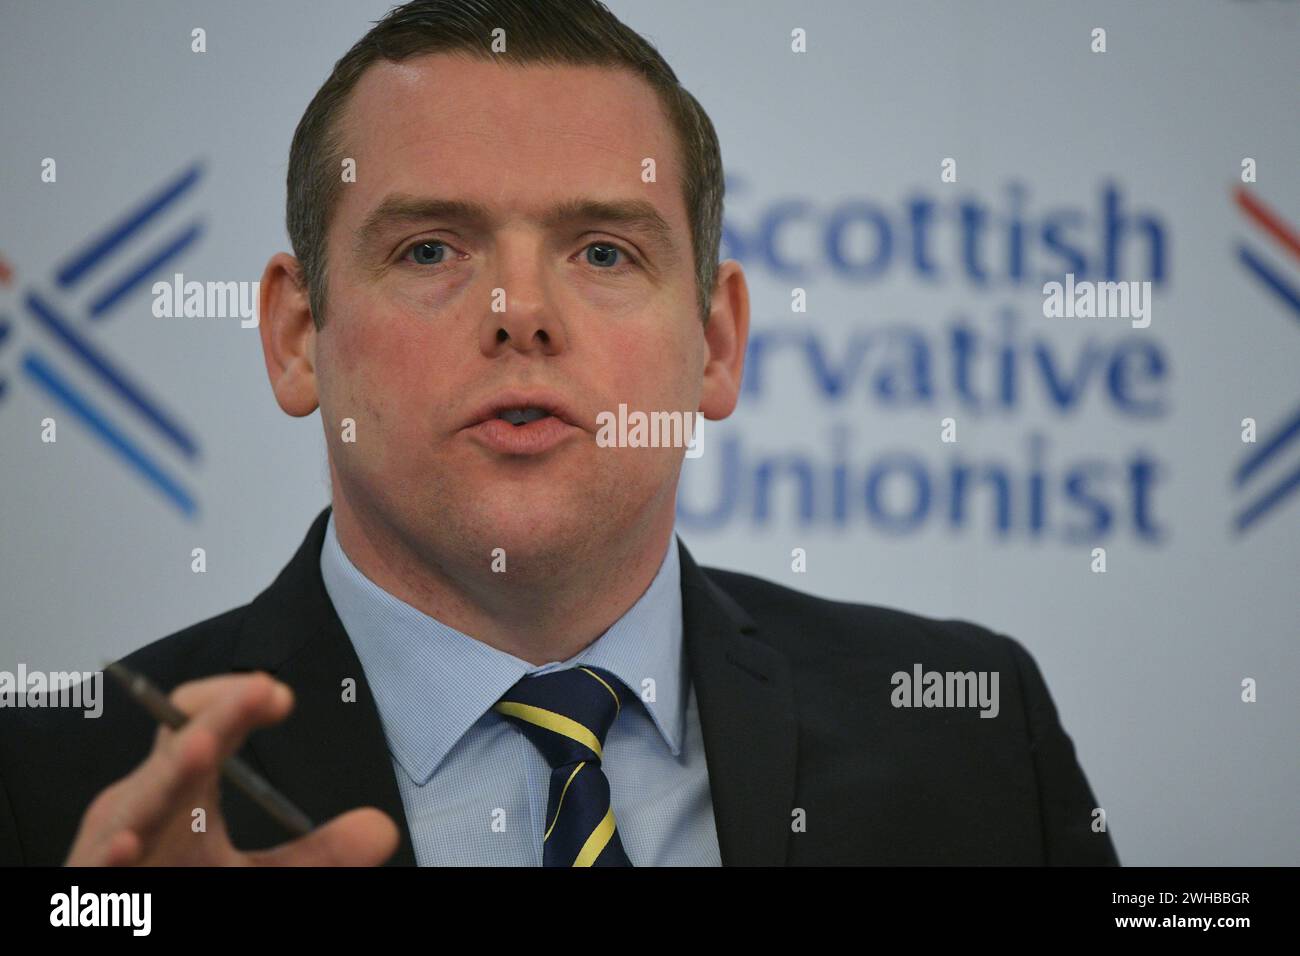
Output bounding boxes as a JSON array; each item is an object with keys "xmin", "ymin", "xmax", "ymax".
[{"xmin": 464, "ymin": 416, "xmax": 581, "ymax": 455}]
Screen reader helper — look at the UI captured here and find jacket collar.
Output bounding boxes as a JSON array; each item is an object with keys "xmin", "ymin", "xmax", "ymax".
[
  {"xmin": 230, "ymin": 507, "xmax": 418, "ymax": 865},
  {"xmin": 678, "ymin": 543, "xmax": 798, "ymax": 866},
  {"xmin": 229, "ymin": 507, "xmax": 798, "ymax": 866}
]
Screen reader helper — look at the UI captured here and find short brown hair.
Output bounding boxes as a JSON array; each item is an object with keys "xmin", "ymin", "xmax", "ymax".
[{"xmin": 286, "ymin": 0, "xmax": 725, "ymax": 328}]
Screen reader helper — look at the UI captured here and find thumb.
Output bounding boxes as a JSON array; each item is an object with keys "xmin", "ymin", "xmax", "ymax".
[{"xmin": 246, "ymin": 808, "xmax": 400, "ymax": 867}]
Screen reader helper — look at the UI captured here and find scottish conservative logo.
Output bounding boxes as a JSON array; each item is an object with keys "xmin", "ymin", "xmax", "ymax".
[
  {"xmin": 1230, "ymin": 186, "xmax": 1300, "ymax": 534},
  {"xmin": 0, "ymin": 164, "xmax": 205, "ymax": 518}
]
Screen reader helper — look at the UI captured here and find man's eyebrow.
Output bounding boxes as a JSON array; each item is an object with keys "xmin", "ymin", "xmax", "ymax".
[
  {"xmin": 352, "ymin": 196, "xmax": 493, "ymax": 256},
  {"xmin": 352, "ymin": 194, "xmax": 678, "ymax": 257},
  {"xmin": 540, "ymin": 198, "xmax": 677, "ymax": 253}
]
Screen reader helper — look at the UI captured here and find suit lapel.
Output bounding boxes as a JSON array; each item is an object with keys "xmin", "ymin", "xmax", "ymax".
[
  {"xmin": 678, "ymin": 540, "xmax": 799, "ymax": 866},
  {"xmin": 230, "ymin": 508, "xmax": 417, "ymax": 866},
  {"xmin": 222, "ymin": 510, "xmax": 798, "ymax": 868}
]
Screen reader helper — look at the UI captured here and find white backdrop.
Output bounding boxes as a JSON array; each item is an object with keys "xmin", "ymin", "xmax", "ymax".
[{"xmin": 1, "ymin": 0, "xmax": 1296, "ymax": 865}]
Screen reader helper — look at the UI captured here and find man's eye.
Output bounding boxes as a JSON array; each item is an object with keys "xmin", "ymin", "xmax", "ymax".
[
  {"xmin": 405, "ymin": 240, "xmax": 448, "ymax": 266},
  {"xmin": 585, "ymin": 242, "xmax": 632, "ymax": 269}
]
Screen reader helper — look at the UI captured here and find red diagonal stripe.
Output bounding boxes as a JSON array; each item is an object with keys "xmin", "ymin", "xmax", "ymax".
[{"xmin": 1236, "ymin": 187, "xmax": 1300, "ymax": 266}]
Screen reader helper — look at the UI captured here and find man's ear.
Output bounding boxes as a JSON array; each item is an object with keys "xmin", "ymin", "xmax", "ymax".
[
  {"xmin": 259, "ymin": 252, "xmax": 319, "ymax": 417},
  {"xmin": 698, "ymin": 259, "xmax": 750, "ymax": 421}
]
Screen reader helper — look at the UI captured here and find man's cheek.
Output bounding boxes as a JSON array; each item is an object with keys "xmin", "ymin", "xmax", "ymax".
[
  {"xmin": 614, "ymin": 346, "xmax": 695, "ymax": 408},
  {"xmin": 386, "ymin": 274, "xmax": 476, "ymax": 318},
  {"xmin": 349, "ymin": 334, "xmax": 441, "ymax": 407},
  {"xmin": 574, "ymin": 284, "xmax": 657, "ymax": 322}
]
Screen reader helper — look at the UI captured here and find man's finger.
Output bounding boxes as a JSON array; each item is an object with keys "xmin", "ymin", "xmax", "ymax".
[
  {"xmin": 168, "ymin": 673, "xmax": 294, "ymax": 764},
  {"xmin": 246, "ymin": 809, "xmax": 400, "ymax": 867},
  {"xmin": 76, "ymin": 673, "xmax": 294, "ymax": 862}
]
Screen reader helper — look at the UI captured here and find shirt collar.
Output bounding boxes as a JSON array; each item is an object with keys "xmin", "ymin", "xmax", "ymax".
[{"xmin": 319, "ymin": 512, "xmax": 685, "ymax": 785}]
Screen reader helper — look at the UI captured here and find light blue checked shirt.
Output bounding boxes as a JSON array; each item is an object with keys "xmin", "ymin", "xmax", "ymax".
[{"xmin": 318, "ymin": 512, "xmax": 722, "ymax": 866}]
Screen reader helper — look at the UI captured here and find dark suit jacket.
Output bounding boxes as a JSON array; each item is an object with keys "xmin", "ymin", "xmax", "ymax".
[{"xmin": 0, "ymin": 507, "xmax": 1119, "ymax": 866}]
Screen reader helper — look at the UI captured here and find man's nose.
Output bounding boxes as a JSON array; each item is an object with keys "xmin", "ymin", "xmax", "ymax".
[{"xmin": 478, "ymin": 245, "xmax": 568, "ymax": 357}]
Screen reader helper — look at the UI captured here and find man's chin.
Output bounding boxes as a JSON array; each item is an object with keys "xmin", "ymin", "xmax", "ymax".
[{"xmin": 450, "ymin": 488, "xmax": 608, "ymax": 562}]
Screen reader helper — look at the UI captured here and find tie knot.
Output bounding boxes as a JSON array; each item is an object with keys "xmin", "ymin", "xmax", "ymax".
[{"xmin": 493, "ymin": 665, "xmax": 626, "ymax": 768}]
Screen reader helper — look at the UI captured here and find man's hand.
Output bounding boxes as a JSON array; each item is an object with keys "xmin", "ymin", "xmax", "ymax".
[{"xmin": 64, "ymin": 672, "xmax": 399, "ymax": 866}]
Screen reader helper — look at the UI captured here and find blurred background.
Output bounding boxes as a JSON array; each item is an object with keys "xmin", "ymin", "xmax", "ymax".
[{"xmin": 1, "ymin": 0, "xmax": 1296, "ymax": 864}]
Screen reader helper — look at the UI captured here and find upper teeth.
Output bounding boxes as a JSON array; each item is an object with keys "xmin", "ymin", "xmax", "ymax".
[{"xmin": 499, "ymin": 407, "xmax": 548, "ymax": 426}]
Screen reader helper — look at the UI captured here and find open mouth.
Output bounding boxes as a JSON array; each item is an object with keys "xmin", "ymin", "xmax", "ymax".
[
  {"xmin": 496, "ymin": 407, "xmax": 551, "ymax": 427},
  {"xmin": 464, "ymin": 395, "xmax": 578, "ymax": 455}
]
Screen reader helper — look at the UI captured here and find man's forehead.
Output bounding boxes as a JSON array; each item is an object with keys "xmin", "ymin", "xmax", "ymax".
[
  {"xmin": 334, "ymin": 53, "xmax": 688, "ymax": 244},
  {"xmin": 342, "ymin": 52, "xmax": 673, "ymax": 151}
]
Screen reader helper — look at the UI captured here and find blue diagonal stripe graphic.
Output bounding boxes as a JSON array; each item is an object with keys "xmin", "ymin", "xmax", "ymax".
[
  {"xmin": 1237, "ymin": 244, "xmax": 1300, "ymax": 323},
  {"xmin": 54, "ymin": 163, "xmax": 203, "ymax": 290},
  {"xmin": 88, "ymin": 221, "xmax": 204, "ymax": 319},
  {"xmin": 24, "ymin": 290, "xmax": 199, "ymax": 460},
  {"xmin": 21, "ymin": 351, "xmax": 198, "ymax": 517},
  {"xmin": 1234, "ymin": 461, "xmax": 1300, "ymax": 533},
  {"xmin": 1235, "ymin": 403, "xmax": 1300, "ymax": 487}
]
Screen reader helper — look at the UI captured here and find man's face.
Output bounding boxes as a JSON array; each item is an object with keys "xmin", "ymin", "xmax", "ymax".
[{"xmin": 313, "ymin": 53, "xmax": 713, "ymax": 576}]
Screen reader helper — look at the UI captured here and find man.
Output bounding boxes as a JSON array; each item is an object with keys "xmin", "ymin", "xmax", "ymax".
[{"xmin": 0, "ymin": 0, "xmax": 1118, "ymax": 867}]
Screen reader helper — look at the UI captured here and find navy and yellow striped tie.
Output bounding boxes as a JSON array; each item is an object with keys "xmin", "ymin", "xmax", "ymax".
[{"xmin": 493, "ymin": 665, "xmax": 633, "ymax": 867}]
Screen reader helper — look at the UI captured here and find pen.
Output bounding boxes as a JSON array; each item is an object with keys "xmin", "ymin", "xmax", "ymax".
[{"xmin": 103, "ymin": 661, "xmax": 315, "ymax": 838}]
